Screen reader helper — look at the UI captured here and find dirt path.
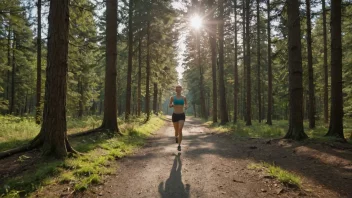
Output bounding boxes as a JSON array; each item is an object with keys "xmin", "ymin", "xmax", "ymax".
[{"xmin": 67, "ymin": 116, "xmax": 351, "ymax": 198}]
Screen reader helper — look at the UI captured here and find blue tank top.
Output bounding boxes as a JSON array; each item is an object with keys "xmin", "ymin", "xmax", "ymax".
[{"xmin": 173, "ymin": 96, "xmax": 184, "ymax": 105}]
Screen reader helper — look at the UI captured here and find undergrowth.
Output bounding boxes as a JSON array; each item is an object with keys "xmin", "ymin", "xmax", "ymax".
[{"xmin": 0, "ymin": 115, "xmax": 165, "ymax": 197}]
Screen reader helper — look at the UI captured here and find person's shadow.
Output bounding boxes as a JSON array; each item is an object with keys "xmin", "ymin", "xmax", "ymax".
[{"xmin": 158, "ymin": 153, "xmax": 190, "ymax": 198}]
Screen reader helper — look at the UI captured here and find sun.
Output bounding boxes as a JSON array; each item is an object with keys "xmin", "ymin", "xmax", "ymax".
[{"xmin": 190, "ymin": 15, "xmax": 202, "ymax": 29}]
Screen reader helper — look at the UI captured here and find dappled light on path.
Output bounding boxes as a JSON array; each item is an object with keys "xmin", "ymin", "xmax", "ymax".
[{"xmin": 74, "ymin": 117, "xmax": 352, "ymax": 198}]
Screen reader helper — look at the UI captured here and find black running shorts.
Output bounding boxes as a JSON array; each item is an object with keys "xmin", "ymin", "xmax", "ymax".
[{"xmin": 172, "ymin": 113, "xmax": 186, "ymax": 122}]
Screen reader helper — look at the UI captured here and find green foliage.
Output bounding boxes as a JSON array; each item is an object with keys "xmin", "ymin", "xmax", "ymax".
[
  {"xmin": 0, "ymin": 0, "xmax": 36, "ymax": 115},
  {"xmin": 67, "ymin": 0, "xmax": 101, "ymax": 117}
]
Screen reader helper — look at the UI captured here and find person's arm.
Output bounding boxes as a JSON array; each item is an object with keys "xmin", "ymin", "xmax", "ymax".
[
  {"xmin": 169, "ymin": 96, "xmax": 174, "ymax": 108},
  {"xmin": 184, "ymin": 97, "xmax": 188, "ymax": 109}
]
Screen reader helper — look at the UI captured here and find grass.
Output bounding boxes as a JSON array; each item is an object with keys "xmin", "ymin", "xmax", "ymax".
[
  {"xmin": 203, "ymin": 118, "xmax": 352, "ymax": 143},
  {"xmin": 0, "ymin": 114, "xmax": 140, "ymax": 152},
  {"xmin": 248, "ymin": 162, "xmax": 302, "ymax": 188},
  {"xmin": 0, "ymin": 115, "xmax": 165, "ymax": 197},
  {"xmin": 0, "ymin": 115, "xmax": 41, "ymax": 152}
]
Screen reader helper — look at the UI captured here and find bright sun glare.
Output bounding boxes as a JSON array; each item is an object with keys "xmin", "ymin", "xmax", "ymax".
[{"xmin": 190, "ymin": 15, "xmax": 202, "ymax": 29}]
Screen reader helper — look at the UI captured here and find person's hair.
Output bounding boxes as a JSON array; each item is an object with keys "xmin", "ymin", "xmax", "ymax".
[{"xmin": 176, "ymin": 85, "xmax": 182, "ymax": 88}]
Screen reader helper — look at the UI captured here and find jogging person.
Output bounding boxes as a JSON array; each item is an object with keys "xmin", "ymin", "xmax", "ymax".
[{"xmin": 169, "ymin": 85, "xmax": 188, "ymax": 151}]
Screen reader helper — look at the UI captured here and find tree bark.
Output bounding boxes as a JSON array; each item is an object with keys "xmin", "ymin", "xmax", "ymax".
[
  {"xmin": 158, "ymin": 88, "xmax": 162, "ymax": 113},
  {"xmin": 10, "ymin": 34, "xmax": 16, "ymax": 114},
  {"xmin": 208, "ymin": 0, "xmax": 218, "ymax": 123},
  {"xmin": 245, "ymin": 0, "xmax": 251, "ymax": 126},
  {"xmin": 101, "ymin": 0, "xmax": 119, "ymax": 133},
  {"xmin": 210, "ymin": 35, "xmax": 217, "ymax": 122},
  {"xmin": 125, "ymin": 0, "xmax": 133, "ymax": 121},
  {"xmin": 153, "ymin": 82, "xmax": 158, "ymax": 115},
  {"xmin": 218, "ymin": 0, "xmax": 229, "ymax": 124},
  {"xmin": 306, "ymin": 0, "xmax": 316, "ymax": 129},
  {"xmin": 138, "ymin": 37, "xmax": 142, "ymax": 116},
  {"xmin": 266, "ymin": 0, "xmax": 273, "ymax": 125},
  {"xmin": 29, "ymin": 0, "xmax": 75, "ymax": 158},
  {"xmin": 145, "ymin": 19, "xmax": 151, "ymax": 120},
  {"xmin": 198, "ymin": 32, "xmax": 207, "ymax": 119},
  {"xmin": 233, "ymin": 0, "xmax": 238, "ymax": 123},
  {"xmin": 322, "ymin": 0, "xmax": 329, "ymax": 124},
  {"xmin": 326, "ymin": 0, "xmax": 344, "ymax": 140},
  {"xmin": 78, "ymin": 78, "xmax": 84, "ymax": 118},
  {"xmin": 6, "ymin": 25, "xmax": 11, "ymax": 106},
  {"xmin": 256, "ymin": 0, "xmax": 261, "ymax": 123},
  {"xmin": 193, "ymin": 0, "xmax": 207, "ymax": 120},
  {"xmin": 284, "ymin": 0, "xmax": 308, "ymax": 141},
  {"xmin": 36, "ymin": 0, "xmax": 42, "ymax": 124},
  {"xmin": 242, "ymin": 0, "xmax": 246, "ymax": 121}
]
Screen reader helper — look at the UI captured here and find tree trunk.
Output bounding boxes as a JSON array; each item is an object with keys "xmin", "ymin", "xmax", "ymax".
[
  {"xmin": 208, "ymin": 0, "xmax": 217, "ymax": 123},
  {"xmin": 193, "ymin": 0, "xmax": 205, "ymax": 119},
  {"xmin": 158, "ymin": 88, "xmax": 162, "ymax": 113},
  {"xmin": 284, "ymin": 0, "xmax": 308, "ymax": 141},
  {"xmin": 245, "ymin": 0, "xmax": 251, "ymax": 126},
  {"xmin": 256, "ymin": 0, "xmax": 261, "ymax": 123},
  {"xmin": 198, "ymin": 32, "xmax": 207, "ymax": 119},
  {"xmin": 193, "ymin": 103, "xmax": 197, "ymax": 117},
  {"xmin": 262, "ymin": 87, "xmax": 265, "ymax": 120},
  {"xmin": 24, "ymin": 91, "xmax": 28, "ymax": 114},
  {"xmin": 137, "ymin": 37, "xmax": 142, "ymax": 116},
  {"xmin": 306, "ymin": 0, "xmax": 316, "ymax": 129},
  {"xmin": 101, "ymin": 0, "xmax": 119, "ymax": 132},
  {"xmin": 242, "ymin": 0, "xmax": 246, "ymax": 121},
  {"xmin": 132, "ymin": 88, "xmax": 136, "ymax": 115},
  {"xmin": 233, "ymin": 0, "xmax": 238, "ymax": 123},
  {"xmin": 218, "ymin": 0, "xmax": 229, "ymax": 124},
  {"xmin": 266, "ymin": 0, "xmax": 273, "ymax": 125},
  {"xmin": 6, "ymin": 25, "xmax": 11, "ymax": 105},
  {"xmin": 36, "ymin": 0, "xmax": 42, "ymax": 124},
  {"xmin": 78, "ymin": 78, "xmax": 84, "ymax": 118},
  {"xmin": 125, "ymin": 0, "xmax": 133, "ymax": 121},
  {"xmin": 153, "ymin": 82, "xmax": 158, "ymax": 115},
  {"xmin": 326, "ymin": 0, "xmax": 344, "ymax": 140},
  {"xmin": 209, "ymin": 34, "xmax": 218, "ymax": 123},
  {"xmin": 145, "ymin": 20, "xmax": 151, "ymax": 120},
  {"xmin": 10, "ymin": 34, "xmax": 16, "ymax": 114},
  {"xmin": 30, "ymin": 0, "xmax": 75, "ymax": 158},
  {"xmin": 322, "ymin": 0, "xmax": 329, "ymax": 124}
]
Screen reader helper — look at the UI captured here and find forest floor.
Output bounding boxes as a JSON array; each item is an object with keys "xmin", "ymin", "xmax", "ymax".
[{"xmin": 1, "ymin": 116, "xmax": 352, "ymax": 198}]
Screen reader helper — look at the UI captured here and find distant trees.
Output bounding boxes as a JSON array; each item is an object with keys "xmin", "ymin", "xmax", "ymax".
[
  {"xmin": 0, "ymin": 0, "xmax": 351, "ymax": 146},
  {"xmin": 182, "ymin": 0, "xmax": 350, "ymax": 140}
]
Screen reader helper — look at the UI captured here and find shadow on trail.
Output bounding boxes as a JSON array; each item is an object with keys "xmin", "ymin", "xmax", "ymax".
[
  {"xmin": 162, "ymin": 116, "xmax": 352, "ymax": 197},
  {"xmin": 158, "ymin": 153, "xmax": 190, "ymax": 198},
  {"xmin": 184, "ymin": 131, "xmax": 352, "ymax": 197}
]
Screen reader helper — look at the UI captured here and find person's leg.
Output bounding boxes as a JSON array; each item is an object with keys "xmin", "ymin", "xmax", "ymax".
[
  {"xmin": 172, "ymin": 113, "xmax": 179, "ymax": 142},
  {"xmin": 173, "ymin": 122, "xmax": 179, "ymax": 142},
  {"xmin": 178, "ymin": 120, "xmax": 185, "ymax": 145}
]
